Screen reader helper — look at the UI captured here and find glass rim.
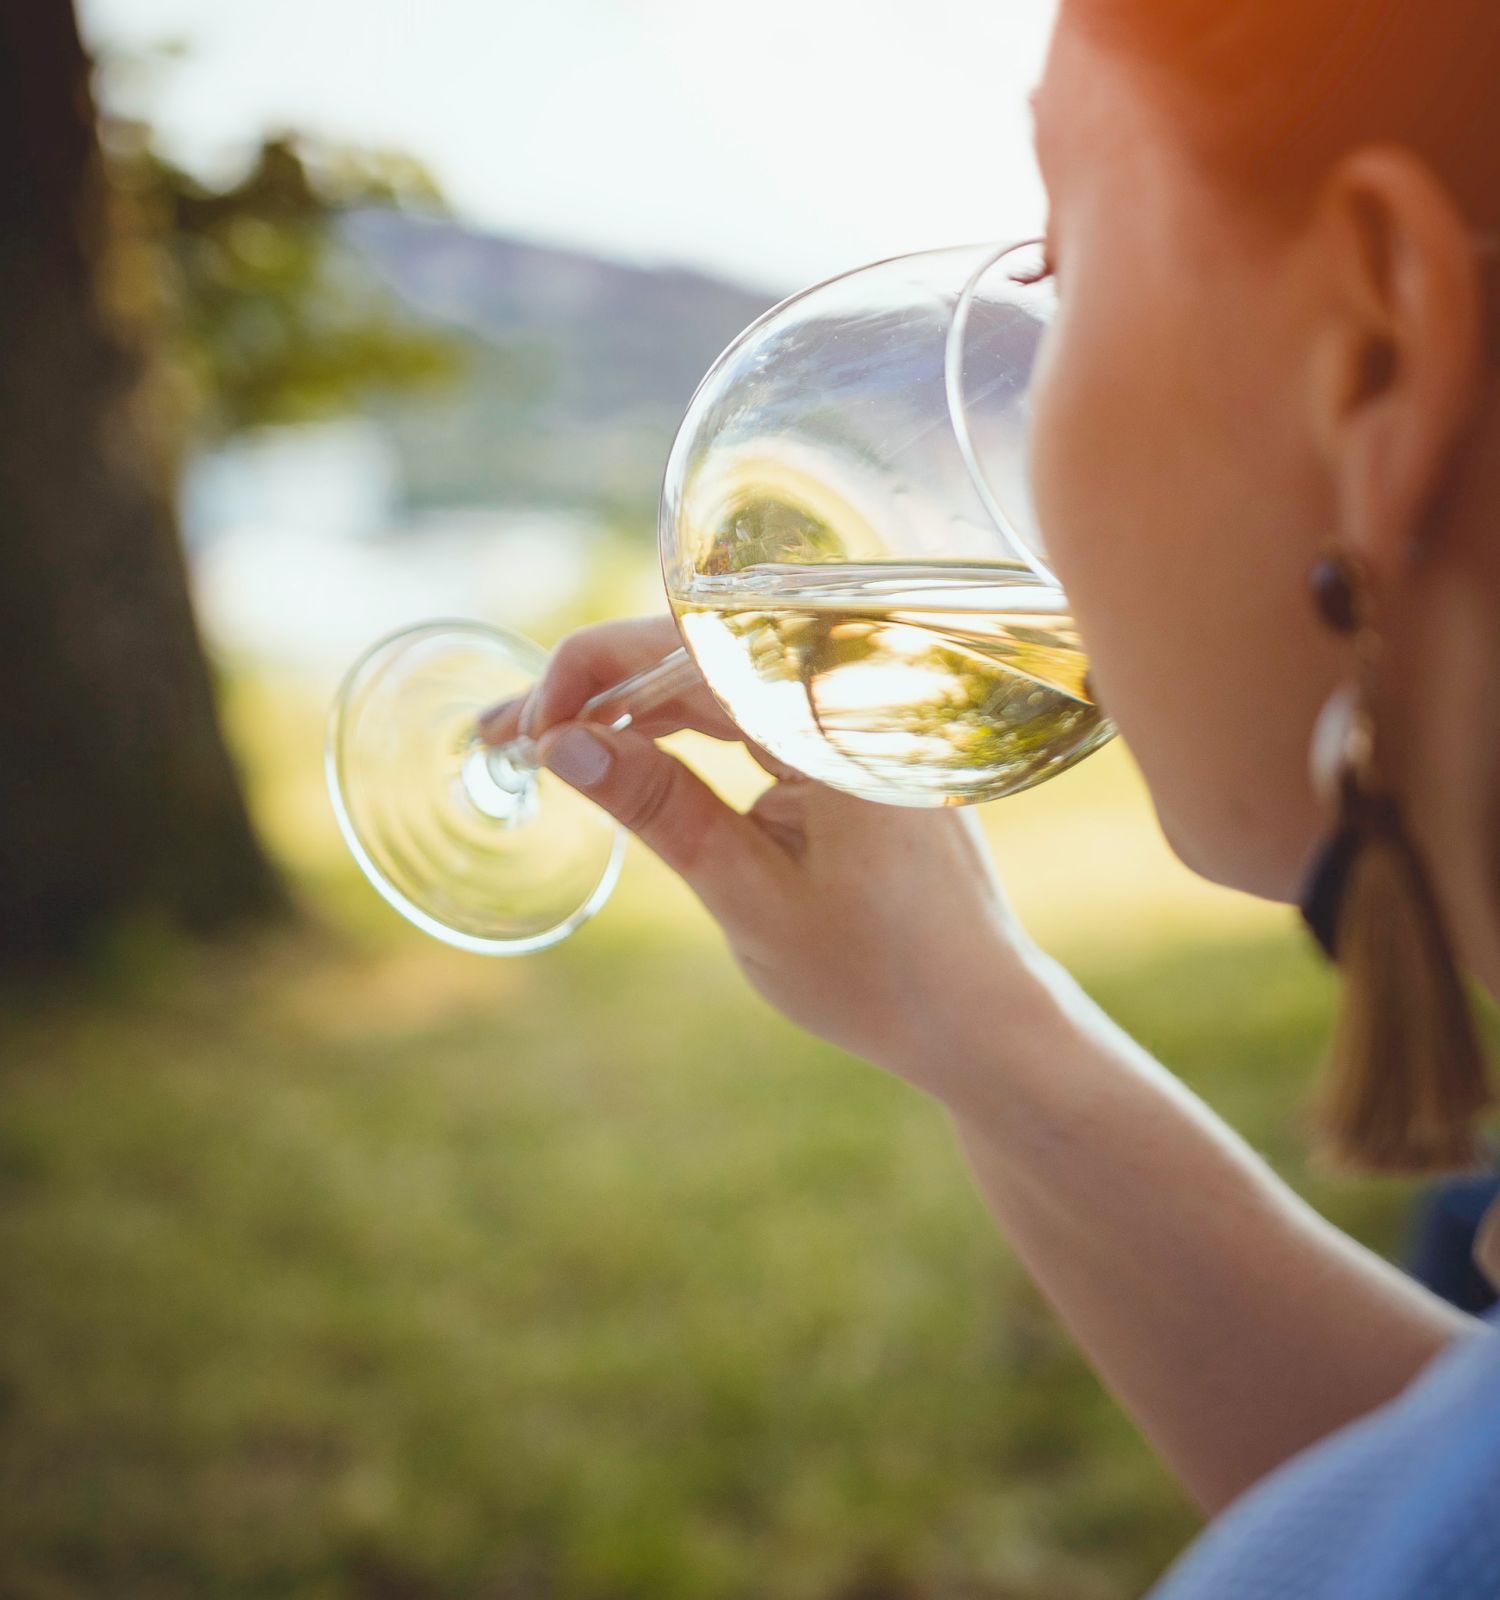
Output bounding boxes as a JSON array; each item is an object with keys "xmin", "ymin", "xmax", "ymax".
[
  {"xmin": 945, "ymin": 235, "xmax": 1058, "ymax": 588},
  {"xmin": 658, "ymin": 235, "xmax": 1058, "ymax": 593}
]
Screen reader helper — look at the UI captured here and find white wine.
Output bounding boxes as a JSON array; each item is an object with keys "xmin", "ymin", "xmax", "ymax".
[{"xmin": 671, "ymin": 561, "xmax": 1113, "ymax": 807}]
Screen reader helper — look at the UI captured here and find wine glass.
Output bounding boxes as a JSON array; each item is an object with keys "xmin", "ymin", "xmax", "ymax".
[{"xmin": 327, "ymin": 237, "xmax": 1114, "ymax": 954}]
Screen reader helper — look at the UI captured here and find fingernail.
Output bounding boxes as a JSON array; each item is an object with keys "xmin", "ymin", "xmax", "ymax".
[{"xmin": 540, "ymin": 725, "xmax": 612, "ymax": 789}]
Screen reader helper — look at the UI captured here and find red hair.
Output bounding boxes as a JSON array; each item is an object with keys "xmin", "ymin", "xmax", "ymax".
[{"xmin": 1065, "ymin": 0, "xmax": 1500, "ymax": 226}]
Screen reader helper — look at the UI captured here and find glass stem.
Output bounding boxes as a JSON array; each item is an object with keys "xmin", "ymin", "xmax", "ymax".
[{"xmin": 489, "ymin": 647, "xmax": 701, "ymax": 776}]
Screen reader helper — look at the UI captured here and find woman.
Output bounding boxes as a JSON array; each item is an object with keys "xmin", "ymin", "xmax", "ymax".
[{"xmin": 484, "ymin": 1, "xmax": 1500, "ymax": 1592}]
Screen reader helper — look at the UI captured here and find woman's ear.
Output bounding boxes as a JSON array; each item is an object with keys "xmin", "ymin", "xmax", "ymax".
[{"xmin": 1306, "ymin": 143, "xmax": 1487, "ymax": 582}]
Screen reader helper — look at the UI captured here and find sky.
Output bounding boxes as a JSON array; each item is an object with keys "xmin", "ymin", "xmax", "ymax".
[{"xmin": 79, "ymin": 0, "xmax": 1058, "ymax": 292}]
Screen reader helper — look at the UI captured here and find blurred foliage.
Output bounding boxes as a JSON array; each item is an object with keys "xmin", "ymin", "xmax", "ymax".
[
  {"xmin": 100, "ymin": 105, "xmax": 463, "ymax": 450},
  {"xmin": 0, "ymin": 664, "xmax": 1457, "ymax": 1600}
]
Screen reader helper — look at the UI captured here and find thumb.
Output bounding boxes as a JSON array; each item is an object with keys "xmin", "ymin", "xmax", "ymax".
[{"xmin": 535, "ymin": 720, "xmax": 777, "ymax": 909}]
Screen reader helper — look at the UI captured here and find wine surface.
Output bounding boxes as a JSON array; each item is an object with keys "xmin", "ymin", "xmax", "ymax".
[{"xmin": 672, "ymin": 561, "xmax": 1114, "ymax": 806}]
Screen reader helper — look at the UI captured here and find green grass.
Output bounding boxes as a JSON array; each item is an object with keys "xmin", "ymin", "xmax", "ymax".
[{"xmin": 0, "ymin": 679, "xmax": 1445, "ymax": 1600}]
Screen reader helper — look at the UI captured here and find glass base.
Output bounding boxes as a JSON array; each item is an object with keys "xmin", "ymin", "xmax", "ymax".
[{"xmin": 326, "ymin": 621, "xmax": 624, "ymax": 955}]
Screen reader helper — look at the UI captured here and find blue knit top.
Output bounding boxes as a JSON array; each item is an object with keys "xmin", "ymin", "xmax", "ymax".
[{"xmin": 1147, "ymin": 1298, "xmax": 1500, "ymax": 1598}]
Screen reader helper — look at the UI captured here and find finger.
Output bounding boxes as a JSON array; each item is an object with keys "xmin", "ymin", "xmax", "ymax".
[
  {"xmin": 524, "ymin": 616, "xmax": 682, "ymax": 735},
  {"xmin": 475, "ymin": 692, "xmax": 529, "ymax": 745},
  {"xmin": 535, "ymin": 719, "xmax": 781, "ymax": 913},
  {"xmin": 477, "ymin": 616, "xmax": 737, "ymax": 746},
  {"xmin": 619, "ymin": 693, "xmax": 741, "ymax": 743},
  {"xmin": 478, "ymin": 678, "xmax": 740, "ymax": 747}
]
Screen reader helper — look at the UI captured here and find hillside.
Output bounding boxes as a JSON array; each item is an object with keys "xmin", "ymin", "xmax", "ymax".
[{"xmin": 343, "ymin": 210, "xmax": 778, "ymax": 525}]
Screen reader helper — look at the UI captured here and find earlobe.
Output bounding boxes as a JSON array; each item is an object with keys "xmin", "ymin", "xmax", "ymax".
[{"xmin": 1337, "ymin": 382, "xmax": 1407, "ymax": 578}]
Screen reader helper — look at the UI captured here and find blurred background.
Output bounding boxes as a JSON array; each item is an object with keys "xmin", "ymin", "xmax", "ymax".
[{"xmin": 0, "ymin": 3, "xmax": 1486, "ymax": 1596}]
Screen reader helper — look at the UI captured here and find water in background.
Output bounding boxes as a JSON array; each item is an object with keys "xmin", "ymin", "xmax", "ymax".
[{"xmin": 184, "ymin": 419, "xmax": 640, "ymax": 691}]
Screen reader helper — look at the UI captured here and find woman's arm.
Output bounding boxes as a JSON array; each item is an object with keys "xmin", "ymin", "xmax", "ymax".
[
  {"xmin": 489, "ymin": 614, "xmax": 1482, "ymax": 1518},
  {"xmin": 925, "ymin": 952, "xmax": 1480, "ymax": 1515}
]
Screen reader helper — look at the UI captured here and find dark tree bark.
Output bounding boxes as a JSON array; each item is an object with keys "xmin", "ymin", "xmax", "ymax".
[{"xmin": 0, "ymin": 1, "xmax": 286, "ymax": 967}]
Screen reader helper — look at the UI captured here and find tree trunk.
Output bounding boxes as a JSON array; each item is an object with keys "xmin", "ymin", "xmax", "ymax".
[{"xmin": 0, "ymin": 1, "xmax": 286, "ymax": 967}]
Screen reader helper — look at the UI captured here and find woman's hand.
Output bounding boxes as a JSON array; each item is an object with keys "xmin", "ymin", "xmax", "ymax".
[{"xmin": 480, "ymin": 614, "xmax": 1057, "ymax": 1100}]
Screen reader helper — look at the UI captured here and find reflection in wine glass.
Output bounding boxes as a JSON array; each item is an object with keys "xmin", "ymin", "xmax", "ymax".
[{"xmin": 327, "ymin": 238, "xmax": 1114, "ymax": 953}]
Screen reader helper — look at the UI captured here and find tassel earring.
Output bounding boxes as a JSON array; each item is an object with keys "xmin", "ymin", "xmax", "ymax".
[{"xmin": 1299, "ymin": 550, "xmax": 1494, "ymax": 1175}]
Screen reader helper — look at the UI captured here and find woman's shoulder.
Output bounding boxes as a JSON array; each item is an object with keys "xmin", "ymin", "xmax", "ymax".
[{"xmin": 1147, "ymin": 1312, "xmax": 1500, "ymax": 1600}]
